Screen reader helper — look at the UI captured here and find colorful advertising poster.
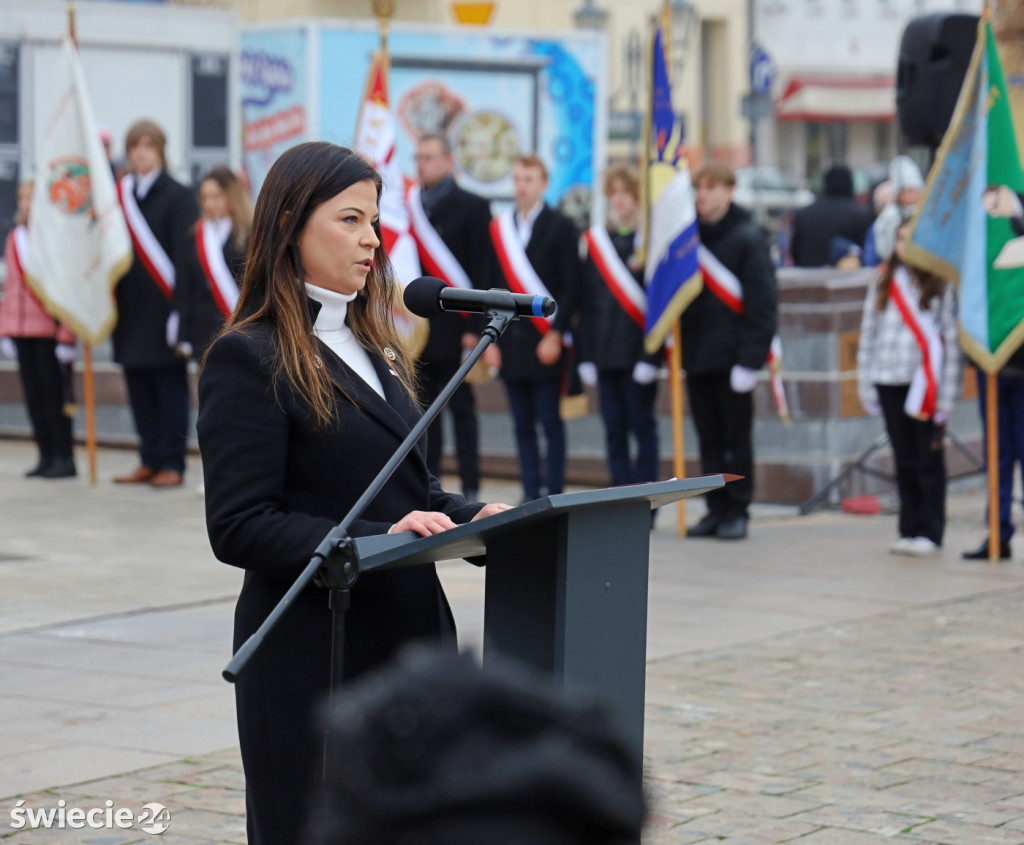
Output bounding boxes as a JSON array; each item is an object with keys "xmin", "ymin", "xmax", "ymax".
[
  {"xmin": 318, "ymin": 27, "xmax": 600, "ymax": 226},
  {"xmin": 240, "ymin": 28, "xmax": 308, "ymax": 191}
]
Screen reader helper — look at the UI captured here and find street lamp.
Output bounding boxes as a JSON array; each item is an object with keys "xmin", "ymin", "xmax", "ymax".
[
  {"xmin": 625, "ymin": 28, "xmax": 643, "ymax": 158},
  {"xmin": 669, "ymin": 0, "xmax": 698, "ymax": 76},
  {"xmin": 573, "ymin": 0, "xmax": 608, "ymax": 30}
]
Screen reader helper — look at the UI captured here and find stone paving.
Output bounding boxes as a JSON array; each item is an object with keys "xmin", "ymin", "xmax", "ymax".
[{"xmin": 1, "ymin": 438, "xmax": 1024, "ymax": 843}]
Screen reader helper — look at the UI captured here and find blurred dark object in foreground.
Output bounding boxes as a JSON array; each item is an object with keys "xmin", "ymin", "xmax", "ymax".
[{"xmin": 305, "ymin": 646, "xmax": 646, "ymax": 845}]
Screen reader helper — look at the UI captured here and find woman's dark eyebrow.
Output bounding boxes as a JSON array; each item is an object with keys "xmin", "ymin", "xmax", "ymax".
[{"xmin": 337, "ymin": 206, "xmax": 379, "ymax": 216}]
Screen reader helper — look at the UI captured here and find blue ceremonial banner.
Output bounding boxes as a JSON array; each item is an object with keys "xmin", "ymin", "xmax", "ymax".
[
  {"xmin": 643, "ymin": 24, "xmax": 701, "ymax": 354},
  {"xmin": 906, "ymin": 20, "xmax": 1024, "ymax": 372}
]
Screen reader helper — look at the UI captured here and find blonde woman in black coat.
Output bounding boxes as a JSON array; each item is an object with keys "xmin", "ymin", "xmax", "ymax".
[{"xmin": 196, "ymin": 142, "xmax": 509, "ymax": 845}]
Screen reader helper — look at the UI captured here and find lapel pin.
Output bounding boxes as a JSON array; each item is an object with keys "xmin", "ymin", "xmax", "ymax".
[{"xmin": 383, "ymin": 347, "xmax": 397, "ymax": 361}]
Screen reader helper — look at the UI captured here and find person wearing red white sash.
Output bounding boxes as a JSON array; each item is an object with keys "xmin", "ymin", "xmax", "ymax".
[
  {"xmin": 112, "ymin": 120, "xmax": 198, "ymax": 488},
  {"xmin": 409, "ymin": 134, "xmax": 494, "ymax": 501},
  {"xmin": 684, "ymin": 162, "xmax": 777, "ymax": 541},
  {"xmin": 857, "ymin": 220, "xmax": 960, "ymax": 557},
  {"xmin": 173, "ymin": 166, "xmax": 250, "ymax": 360},
  {"xmin": 0, "ymin": 180, "xmax": 78, "ymax": 478},
  {"xmin": 489, "ymin": 155, "xmax": 581, "ymax": 502},
  {"xmin": 579, "ymin": 165, "xmax": 661, "ymax": 491}
]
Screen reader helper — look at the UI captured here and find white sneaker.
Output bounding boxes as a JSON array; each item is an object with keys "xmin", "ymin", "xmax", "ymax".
[
  {"xmin": 889, "ymin": 537, "xmax": 915, "ymax": 555},
  {"xmin": 905, "ymin": 537, "xmax": 940, "ymax": 557}
]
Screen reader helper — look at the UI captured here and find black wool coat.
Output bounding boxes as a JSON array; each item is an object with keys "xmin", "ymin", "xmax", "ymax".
[
  {"xmin": 197, "ymin": 304, "xmax": 482, "ymax": 845},
  {"xmin": 113, "ymin": 171, "xmax": 198, "ymax": 368},
  {"xmin": 172, "ymin": 227, "xmax": 246, "ymax": 359},
  {"xmin": 681, "ymin": 204, "xmax": 778, "ymax": 376},
  {"xmin": 579, "ymin": 227, "xmax": 661, "ymax": 373},
  {"xmin": 419, "ymin": 183, "xmax": 492, "ymax": 364},
  {"xmin": 492, "ymin": 205, "xmax": 581, "ymax": 382},
  {"xmin": 790, "ymin": 195, "xmax": 873, "ymax": 268}
]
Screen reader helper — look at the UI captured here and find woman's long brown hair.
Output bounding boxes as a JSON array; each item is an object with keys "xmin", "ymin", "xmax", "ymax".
[
  {"xmin": 219, "ymin": 141, "xmax": 416, "ymax": 427},
  {"xmin": 876, "ymin": 225, "xmax": 947, "ymax": 312},
  {"xmin": 199, "ymin": 165, "xmax": 252, "ymax": 251}
]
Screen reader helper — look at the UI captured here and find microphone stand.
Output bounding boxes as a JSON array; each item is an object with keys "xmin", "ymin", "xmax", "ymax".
[{"xmin": 222, "ymin": 304, "xmax": 517, "ymax": 692}]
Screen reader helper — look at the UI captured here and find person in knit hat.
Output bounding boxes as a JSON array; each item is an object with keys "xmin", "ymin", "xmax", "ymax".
[
  {"xmin": 305, "ymin": 646, "xmax": 647, "ymax": 845},
  {"xmin": 864, "ymin": 155, "xmax": 925, "ymax": 266},
  {"xmin": 790, "ymin": 163, "xmax": 873, "ymax": 267}
]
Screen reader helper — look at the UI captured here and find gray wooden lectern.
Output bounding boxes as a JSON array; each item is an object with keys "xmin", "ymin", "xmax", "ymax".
[{"xmin": 351, "ymin": 475, "xmax": 724, "ymax": 765}]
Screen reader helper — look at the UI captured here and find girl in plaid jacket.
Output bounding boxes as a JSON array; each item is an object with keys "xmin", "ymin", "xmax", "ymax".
[{"xmin": 857, "ymin": 221, "xmax": 961, "ymax": 557}]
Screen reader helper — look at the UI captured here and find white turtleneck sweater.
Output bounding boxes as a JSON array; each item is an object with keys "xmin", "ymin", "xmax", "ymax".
[{"xmin": 305, "ymin": 283, "xmax": 385, "ymax": 399}]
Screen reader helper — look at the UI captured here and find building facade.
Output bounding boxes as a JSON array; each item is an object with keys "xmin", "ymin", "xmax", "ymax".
[
  {"xmin": 188, "ymin": 0, "xmax": 752, "ymax": 167},
  {"xmin": 754, "ymin": 0, "xmax": 982, "ymax": 183}
]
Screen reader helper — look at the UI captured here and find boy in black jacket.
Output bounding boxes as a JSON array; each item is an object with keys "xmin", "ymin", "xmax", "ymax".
[{"xmin": 684, "ymin": 161, "xmax": 777, "ymax": 540}]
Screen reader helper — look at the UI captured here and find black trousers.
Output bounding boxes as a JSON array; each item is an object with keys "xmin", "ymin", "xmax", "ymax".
[
  {"xmin": 504, "ymin": 377, "xmax": 565, "ymax": 501},
  {"xmin": 14, "ymin": 337, "xmax": 74, "ymax": 462},
  {"xmin": 686, "ymin": 371, "xmax": 754, "ymax": 519},
  {"xmin": 596, "ymin": 371, "xmax": 659, "ymax": 487},
  {"xmin": 418, "ymin": 359, "xmax": 481, "ymax": 493},
  {"xmin": 877, "ymin": 384, "xmax": 947, "ymax": 545},
  {"xmin": 123, "ymin": 363, "xmax": 189, "ymax": 474}
]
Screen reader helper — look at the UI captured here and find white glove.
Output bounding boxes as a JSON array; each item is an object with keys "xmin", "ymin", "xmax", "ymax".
[
  {"xmin": 578, "ymin": 361, "xmax": 598, "ymax": 387},
  {"xmin": 933, "ymin": 409, "xmax": 950, "ymax": 426},
  {"xmin": 175, "ymin": 341, "xmax": 194, "ymax": 360},
  {"xmin": 862, "ymin": 400, "xmax": 881, "ymax": 418},
  {"xmin": 55, "ymin": 343, "xmax": 77, "ymax": 364},
  {"xmin": 166, "ymin": 311, "xmax": 181, "ymax": 349},
  {"xmin": 0, "ymin": 337, "xmax": 16, "ymax": 361},
  {"xmin": 729, "ymin": 364, "xmax": 758, "ymax": 393},
  {"xmin": 632, "ymin": 361, "xmax": 660, "ymax": 385}
]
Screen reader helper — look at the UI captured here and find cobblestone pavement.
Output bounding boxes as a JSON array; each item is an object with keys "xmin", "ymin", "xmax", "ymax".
[{"xmin": 1, "ymin": 439, "xmax": 1023, "ymax": 843}]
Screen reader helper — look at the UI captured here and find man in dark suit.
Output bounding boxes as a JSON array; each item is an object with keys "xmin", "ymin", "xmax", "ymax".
[
  {"xmin": 113, "ymin": 120, "xmax": 198, "ymax": 487},
  {"xmin": 489, "ymin": 154, "xmax": 580, "ymax": 502},
  {"xmin": 409, "ymin": 133, "xmax": 494, "ymax": 501}
]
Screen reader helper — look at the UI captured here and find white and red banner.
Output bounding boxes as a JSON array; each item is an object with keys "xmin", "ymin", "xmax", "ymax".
[
  {"xmin": 118, "ymin": 175, "xmax": 175, "ymax": 299},
  {"xmin": 889, "ymin": 265, "xmax": 943, "ymax": 420},
  {"xmin": 584, "ymin": 226, "xmax": 646, "ymax": 329},
  {"xmin": 490, "ymin": 212, "xmax": 556, "ymax": 335},
  {"xmin": 354, "ymin": 49, "xmax": 420, "ymax": 287},
  {"xmin": 406, "ymin": 185, "xmax": 472, "ymax": 290},
  {"xmin": 698, "ymin": 245, "xmax": 789, "ymax": 420},
  {"xmin": 26, "ymin": 36, "xmax": 131, "ymax": 345},
  {"xmin": 196, "ymin": 219, "xmax": 239, "ymax": 320}
]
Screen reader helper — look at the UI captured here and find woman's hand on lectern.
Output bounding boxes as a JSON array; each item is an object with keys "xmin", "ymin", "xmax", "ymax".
[{"xmin": 471, "ymin": 503, "xmax": 513, "ymax": 521}]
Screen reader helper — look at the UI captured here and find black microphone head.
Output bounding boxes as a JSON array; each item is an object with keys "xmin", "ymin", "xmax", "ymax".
[
  {"xmin": 540, "ymin": 297, "xmax": 557, "ymax": 318},
  {"xmin": 404, "ymin": 276, "xmax": 447, "ymax": 318}
]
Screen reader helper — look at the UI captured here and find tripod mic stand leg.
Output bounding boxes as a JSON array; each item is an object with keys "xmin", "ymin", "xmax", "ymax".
[{"xmin": 323, "ymin": 586, "xmax": 349, "ymax": 785}]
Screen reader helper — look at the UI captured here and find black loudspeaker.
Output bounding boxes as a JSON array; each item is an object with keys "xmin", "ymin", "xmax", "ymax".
[{"xmin": 896, "ymin": 13, "xmax": 979, "ymax": 148}]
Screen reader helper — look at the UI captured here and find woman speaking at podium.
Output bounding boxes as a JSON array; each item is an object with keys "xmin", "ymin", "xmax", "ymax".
[{"xmin": 196, "ymin": 141, "xmax": 508, "ymax": 845}]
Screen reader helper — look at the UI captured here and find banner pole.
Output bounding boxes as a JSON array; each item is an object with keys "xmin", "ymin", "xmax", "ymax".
[
  {"xmin": 986, "ymin": 370, "xmax": 1000, "ymax": 562},
  {"xmin": 670, "ymin": 324, "xmax": 687, "ymax": 536},
  {"xmin": 83, "ymin": 344, "xmax": 97, "ymax": 484}
]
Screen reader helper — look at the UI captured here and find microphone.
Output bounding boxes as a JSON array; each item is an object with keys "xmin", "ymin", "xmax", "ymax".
[{"xmin": 404, "ymin": 276, "xmax": 557, "ymax": 320}]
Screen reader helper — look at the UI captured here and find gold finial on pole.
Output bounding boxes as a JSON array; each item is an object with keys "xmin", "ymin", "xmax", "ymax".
[
  {"xmin": 68, "ymin": 1, "xmax": 77, "ymax": 46},
  {"xmin": 372, "ymin": 0, "xmax": 396, "ymax": 50}
]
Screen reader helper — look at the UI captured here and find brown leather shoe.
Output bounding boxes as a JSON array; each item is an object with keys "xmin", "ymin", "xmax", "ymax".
[
  {"xmin": 150, "ymin": 470, "xmax": 184, "ymax": 488},
  {"xmin": 113, "ymin": 466, "xmax": 156, "ymax": 484}
]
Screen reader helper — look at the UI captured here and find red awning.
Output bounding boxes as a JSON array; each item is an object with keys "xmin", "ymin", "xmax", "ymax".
[{"xmin": 775, "ymin": 73, "xmax": 895, "ymax": 122}]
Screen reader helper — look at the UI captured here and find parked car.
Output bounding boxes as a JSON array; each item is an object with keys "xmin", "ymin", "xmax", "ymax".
[{"xmin": 733, "ymin": 166, "xmax": 814, "ymax": 225}]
